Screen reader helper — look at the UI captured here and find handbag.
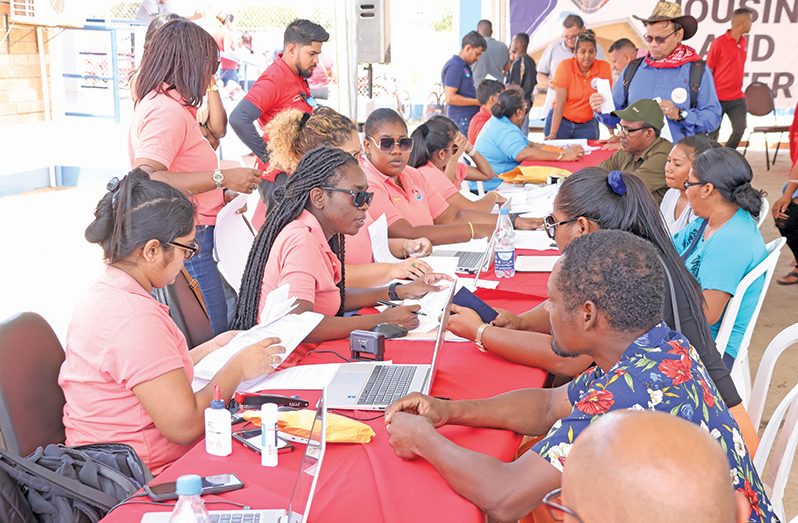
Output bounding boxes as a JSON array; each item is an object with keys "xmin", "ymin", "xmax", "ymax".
[{"xmin": 0, "ymin": 443, "xmax": 153, "ymax": 523}]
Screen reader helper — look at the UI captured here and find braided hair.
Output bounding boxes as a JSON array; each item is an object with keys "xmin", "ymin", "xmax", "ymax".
[{"xmin": 232, "ymin": 146, "xmax": 358, "ymax": 329}]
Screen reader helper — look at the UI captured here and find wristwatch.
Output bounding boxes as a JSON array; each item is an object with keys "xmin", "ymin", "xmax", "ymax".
[
  {"xmin": 212, "ymin": 168, "xmax": 224, "ymax": 189},
  {"xmin": 388, "ymin": 282, "xmax": 402, "ymax": 301},
  {"xmin": 678, "ymin": 109, "xmax": 689, "ymax": 121}
]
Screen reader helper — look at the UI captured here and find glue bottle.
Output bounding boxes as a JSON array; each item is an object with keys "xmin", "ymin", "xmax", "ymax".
[
  {"xmin": 204, "ymin": 384, "xmax": 231, "ymax": 456},
  {"xmin": 261, "ymin": 403, "xmax": 279, "ymax": 467}
]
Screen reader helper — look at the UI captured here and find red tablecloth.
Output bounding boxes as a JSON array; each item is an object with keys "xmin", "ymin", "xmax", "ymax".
[
  {"xmin": 521, "ymin": 140, "xmax": 615, "ymax": 171},
  {"xmin": 102, "ymin": 274, "xmax": 550, "ymax": 523}
]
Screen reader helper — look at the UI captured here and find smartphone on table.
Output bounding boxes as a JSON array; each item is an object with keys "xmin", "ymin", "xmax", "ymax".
[
  {"xmin": 232, "ymin": 428, "xmax": 295, "ymax": 455},
  {"xmin": 144, "ymin": 473, "xmax": 244, "ymax": 501}
]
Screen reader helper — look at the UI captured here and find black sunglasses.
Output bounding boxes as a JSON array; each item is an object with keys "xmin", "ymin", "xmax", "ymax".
[
  {"xmin": 643, "ymin": 28, "xmax": 679, "ymax": 44},
  {"xmin": 369, "ymin": 136, "xmax": 414, "ymax": 152},
  {"xmin": 617, "ymin": 125, "xmax": 650, "ymax": 137},
  {"xmin": 320, "ymin": 186, "xmax": 374, "ymax": 208},
  {"xmin": 169, "ymin": 240, "xmax": 200, "ymax": 260},
  {"xmin": 543, "ymin": 215, "xmax": 578, "ymax": 240}
]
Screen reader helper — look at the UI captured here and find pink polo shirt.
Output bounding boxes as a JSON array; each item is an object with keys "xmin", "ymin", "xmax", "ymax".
[
  {"xmin": 361, "ymin": 159, "xmax": 449, "ymax": 227},
  {"xmin": 416, "ymin": 162, "xmax": 470, "ymax": 200},
  {"xmin": 59, "ymin": 266, "xmax": 194, "ymax": 475},
  {"xmin": 129, "ymin": 88, "xmax": 223, "ymax": 226},
  {"xmin": 344, "ymin": 214, "xmax": 376, "ymax": 265},
  {"xmin": 259, "ymin": 210, "xmax": 343, "ymax": 317}
]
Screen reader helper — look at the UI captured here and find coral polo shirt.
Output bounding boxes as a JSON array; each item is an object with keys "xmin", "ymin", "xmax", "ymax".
[
  {"xmin": 416, "ymin": 162, "xmax": 469, "ymax": 200},
  {"xmin": 361, "ymin": 159, "xmax": 449, "ymax": 227},
  {"xmin": 259, "ymin": 210, "xmax": 343, "ymax": 317},
  {"xmin": 59, "ymin": 266, "xmax": 194, "ymax": 475},
  {"xmin": 129, "ymin": 87, "xmax": 222, "ymax": 226},
  {"xmin": 244, "ymin": 55, "xmax": 314, "ymax": 181},
  {"xmin": 706, "ymin": 30, "xmax": 748, "ymax": 101}
]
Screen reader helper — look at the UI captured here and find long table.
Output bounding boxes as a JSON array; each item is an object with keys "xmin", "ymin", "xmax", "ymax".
[
  {"xmin": 102, "ymin": 270, "xmax": 551, "ymax": 523},
  {"xmin": 520, "ymin": 141, "xmax": 615, "ymax": 171}
]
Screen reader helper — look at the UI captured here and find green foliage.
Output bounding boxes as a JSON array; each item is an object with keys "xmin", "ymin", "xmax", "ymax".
[{"xmin": 432, "ymin": 8, "xmax": 452, "ymax": 32}]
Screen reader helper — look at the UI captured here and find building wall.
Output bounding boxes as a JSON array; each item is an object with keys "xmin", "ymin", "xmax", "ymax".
[{"xmin": 0, "ymin": 3, "xmax": 52, "ymax": 126}]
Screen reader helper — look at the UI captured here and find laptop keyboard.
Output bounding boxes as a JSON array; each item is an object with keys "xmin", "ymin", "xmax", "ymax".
[
  {"xmin": 357, "ymin": 365, "xmax": 417, "ymax": 406},
  {"xmin": 456, "ymin": 251, "xmax": 483, "ymax": 270},
  {"xmin": 211, "ymin": 513, "xmax": 261, "ymax": 523}
]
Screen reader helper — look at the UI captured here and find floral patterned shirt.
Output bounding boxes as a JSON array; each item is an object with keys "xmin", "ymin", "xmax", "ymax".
[{"xmin": 531, "ymin": 323, "xmax": 777, "ymax": 522}]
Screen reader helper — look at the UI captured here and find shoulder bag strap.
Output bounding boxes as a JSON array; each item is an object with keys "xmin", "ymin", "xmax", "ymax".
[
  {"xmin": 622, "ymin": 57, "xmax": 645, "ymax": 109},
  {"xmin": 680, "ymin": 219, "xmax": 708, "ymax": 262},
  {"xmin": 688, "ymin": 60, "xmax": 706, "ymax": 109},
  {"xmin": 181, "ymin": 267, "xmax": 208, "ymax": 316}
]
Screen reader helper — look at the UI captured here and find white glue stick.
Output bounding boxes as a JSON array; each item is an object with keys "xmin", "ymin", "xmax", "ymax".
[{"xmin": 261, "ymin": 403, "xmax": 278, "ymax": 467}]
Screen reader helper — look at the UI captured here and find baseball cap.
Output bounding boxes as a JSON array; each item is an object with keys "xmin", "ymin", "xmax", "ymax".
[{"xmin": 611, "ymin": 99, "xmax": 664, "ymax": 131}]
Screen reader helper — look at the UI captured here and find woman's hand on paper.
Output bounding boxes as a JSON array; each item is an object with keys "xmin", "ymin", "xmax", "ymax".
[
  {"xmin": 390, "ymin": 258, "xmax": 432, "ymax": 281},
  {"xmin": 403, "ymin": 237, "xmax": 432, "ymax": 258},
  {"xmin": 446, "ymin": 304, "xmax": 482, "ymax": 340},
  {"xmin": 230, "ymin": 337, "xmax": 286, "ymax": 381}
]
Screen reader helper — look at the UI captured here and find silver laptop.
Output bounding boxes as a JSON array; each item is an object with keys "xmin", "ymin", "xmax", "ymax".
[
  {"xmin": 140, "ymin": 390, "xmax": 327, "ymax": 523},
  {"xmin": 326, "ymin": 283, "xmax": 456, "ymax": 411}
]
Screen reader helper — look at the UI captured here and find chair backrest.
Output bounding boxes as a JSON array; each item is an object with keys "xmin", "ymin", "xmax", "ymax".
[
  {"xmin": 749, "ymin": 323, "xmax": 798, "ymax": 428},
  {"xmin": 757, "ymin": 196, "xmax": 770, "ymax": 229},
  {"xmin": 153, "ymin": 270, "xmax": 214, "ymax": 348},
  {"xmin": 714, "ymin": 237, "xmax": 786, "ymax": 405},
  {"xmin": 0, "ymin": 313, "xmax": 66, "ymax": 456},
  {"xmin": 745, "ymin": 81, "xmax": 776, "ymax": 117}
]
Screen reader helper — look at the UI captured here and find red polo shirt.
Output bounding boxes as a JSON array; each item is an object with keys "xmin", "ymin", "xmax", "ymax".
[
  {"xmin": 468, "ymin": 108, "xmax": 491, "ymax": 144},
  {"xmin": 244, "ymin": 54, "xmax": 313, "ymax": 180},
  {"xmin": 706, "ymin": 30, "xmax": 747, "ymax": 101}
]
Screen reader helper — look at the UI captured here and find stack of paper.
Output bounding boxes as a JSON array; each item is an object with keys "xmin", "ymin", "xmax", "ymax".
[
  {"xmin": 515, "ymin": 255, "xmax": 561, "ymax": 273},
  {"xmin": 514, "ymin": 230, "xmax": 558, "ymax": 251},
  {"xmin": 432, "ymin": 237, "xmax": 489, "ymax": 254}
]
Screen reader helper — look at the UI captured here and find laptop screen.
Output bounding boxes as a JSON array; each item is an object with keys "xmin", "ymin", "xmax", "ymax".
[
  {"xmin": 286, "ymin": 390, "xmax": 326, "ymax": 523},
  {"xmin": 421, "ymin": 283, "xmax": 457, "ymax": 395}
]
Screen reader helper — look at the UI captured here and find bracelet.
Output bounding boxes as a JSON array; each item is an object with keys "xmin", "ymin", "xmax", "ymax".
[
  {"xmin": 557, "ymin": 151, "xmax": 564, "ymax": 161},
  {"xmin": 475, "ymin": 323, "xmax": 490, "ymax": 352},
  {"xmin": 467, "ymin": 222, "xmax": 475, "ymax": 240}
]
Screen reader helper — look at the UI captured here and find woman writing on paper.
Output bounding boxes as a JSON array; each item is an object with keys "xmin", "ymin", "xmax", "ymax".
[
  {"xmin": 232, "ymin": 147, "xmax": 451, "ymax": 342},
  {"xmin": 59, "ymin": 170, "xmax": 285, "ymax": 474}
]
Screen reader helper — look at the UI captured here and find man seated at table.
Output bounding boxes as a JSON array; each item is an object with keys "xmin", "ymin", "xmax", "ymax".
[
  {"xmin": 384, "ymin": 230, "xmax": 773, "ymax": 522},
  {"xmin": 550, "ymin": 410, "xmax": 751, "ymax": 523},
  {"xmin": 599, "ymin": 98, "xmax": 672, "ymax": 203},
  {"xmin": 468, "ymin": 79, "xmax": 504, "ymax": 145}
]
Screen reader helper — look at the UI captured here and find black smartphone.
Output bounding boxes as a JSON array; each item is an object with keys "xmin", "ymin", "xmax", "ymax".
[
  {"xmin": 232, "ymin": 428, "xmax": 295, "ymax": 455},
  {"xmin": 144, "ymin": 473, "xmax": 244, "ymax": 501}
]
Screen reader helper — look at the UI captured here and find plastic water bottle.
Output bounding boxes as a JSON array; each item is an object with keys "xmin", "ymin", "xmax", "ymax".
[
  {"xmin": 168, "ymin": 475, "xmax": 211, "ymax": 523},
  {"xmin": 494, "ymin": 207, "xmax": 515, "ymax": 278}
]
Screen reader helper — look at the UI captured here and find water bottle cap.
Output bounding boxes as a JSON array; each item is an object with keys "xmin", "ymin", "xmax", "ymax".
[
  {"xmin": 499, "ymin": 207, "xmax": 510, "ymax": 215},
  {"xmin": 175, "ymin": 474, "xmax": 203, "ymax": 496}
]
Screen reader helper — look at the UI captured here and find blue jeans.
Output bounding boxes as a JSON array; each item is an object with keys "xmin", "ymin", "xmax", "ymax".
[
  {"xmin": 221, "ymin": 68, "xmax": 239, "ymax": 86},
  {"xmin": 451, "ymin": 115, "xmax": 472, "ymax": 135},
  {"xmin": 184, "ymin": 225, "xmax": 228, "ymax": 335},
  {"xmin": 543, "ymin": 110, "xmax": 599, "ymax": 140}
]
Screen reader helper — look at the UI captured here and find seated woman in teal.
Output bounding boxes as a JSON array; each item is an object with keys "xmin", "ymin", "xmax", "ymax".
[
  {"xmin": 473, "ymin": 87, "xmax": 583, "ymax": 191},
  {"xmin": 674, "ymin": 148, "xmax": 767, "ymax": 368}
]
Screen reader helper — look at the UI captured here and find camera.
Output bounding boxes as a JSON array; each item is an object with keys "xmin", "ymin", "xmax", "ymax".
[{"xmin": 350, "ymin": 330, "xmax": 385, "ymax": 361}]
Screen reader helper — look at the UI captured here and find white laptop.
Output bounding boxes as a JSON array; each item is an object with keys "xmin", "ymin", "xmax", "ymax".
[
  {"xmin": 325, "ymin": 283, "xmax": 456, "ymax": 411},
  {"xmin": 140, "ymin": 390, "xmax": 327, "ymax": 523}
]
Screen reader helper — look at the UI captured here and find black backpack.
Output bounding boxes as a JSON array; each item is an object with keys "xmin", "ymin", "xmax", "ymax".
[
  {"xmin": 621, "ymin": 56, "xmax": 706, "ymax": 110},
  {"xmin": 0, "ymin": 443, "xmax": 153, "ymax": 523}
]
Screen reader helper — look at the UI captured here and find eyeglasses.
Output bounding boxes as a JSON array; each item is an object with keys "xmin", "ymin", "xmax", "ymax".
[
  {"xmin": 542, "ymin": 488, "xmax": 585, "ymax": 523},
  {"xmin": 617, "ymin": 125, "xmax": 650, "ymax": 137},
  {"xmin": 368, "ymin": 136, "xmax": 414, "ymax": 153},
  {"xmin": 683, "ymin": 180, "xmax": 706, "ymax": 190},
  {"xmin": 169, "ymin": 240, "xmax": 200, "ymax": 260},
  {"xmin": 320, "ymin": 186, "xmax": 374, "ymax": 208},
  {"xmin": 643, "ymin": 28, "xmax": 679, "ymax": 44},
  {"xmin": 543, "ymin": 215, "xmax": 578, "ymax": 240}
]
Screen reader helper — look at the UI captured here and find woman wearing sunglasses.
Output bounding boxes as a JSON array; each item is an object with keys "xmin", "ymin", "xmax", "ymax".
[
  {"xmin": 59, "ymin": 169, "xmax": 285, "ymax": 475},
  {"xmin": 409, "ymin": 115, "xmax": 503, "ymax": 213},
  {"xmin": 362, "ymin": 108, "xmax": 542, "ymax": 244},
  {"xmin": 544, "ymin": 31, "xmax": 610, "ymax": 141},
  {"xmin": 446, "ymin": 167, "xmax": 744, "ymax": 413},
  {"xmin": 261, "ymin": 106, "xmax": 434, "ymax": 287},
  {"xmin": 130, "ymin": 19, "xmax": 263, "ymax": 336},
  {"xmin": 232, "ymin": 147, "xmax": 450, "ymax": 341},
  {"xmin": 675, "ymin": 148, "xmax": 767, "ymax": 369},
  {"xmin": 474, "ymin": 88, "xmax": 584, "ymax": 191}
]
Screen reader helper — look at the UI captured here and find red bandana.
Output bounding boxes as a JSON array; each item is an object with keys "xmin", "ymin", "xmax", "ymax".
[{"xmin": 644, "ymin": 44, "xmax": 701, "ymax": 69}]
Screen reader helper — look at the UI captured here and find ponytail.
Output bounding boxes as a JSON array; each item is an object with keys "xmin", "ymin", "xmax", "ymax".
[{"xmin": 408, "ymin": 118, "xmax": 454, "ymax": 168}]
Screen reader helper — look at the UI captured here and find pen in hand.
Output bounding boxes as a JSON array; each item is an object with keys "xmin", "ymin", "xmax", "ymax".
[{"xmin": 377, "ymin": 300, "xmax": 427, "ymax": 316}]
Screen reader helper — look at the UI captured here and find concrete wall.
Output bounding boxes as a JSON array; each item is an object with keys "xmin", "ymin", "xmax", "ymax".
[{"xmin": 0, "ymin": 3, "xmax": 52, "ymax": 126}]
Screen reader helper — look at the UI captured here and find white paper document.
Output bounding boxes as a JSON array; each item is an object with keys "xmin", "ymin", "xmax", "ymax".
[
  {"xmin": 515, "ymin": 255, "xmax": 561, "ymax": 273},
  {"xmin": 259, "ymin": 284, "xmax": 296, "ymax": 326},
  {"xmin": 213, "ymin": 193, "xmax": 255, "ymax": 290},
  {"xmin": 514, "ymin": 230, "xmax": 558, "ymax": 251},
  {"xmin": 595, "ymin": 78, "xmax": 615, "ymax": 114},
  {"xmin": 236, "ymin": 363, "xmax": 344, "ymax": 393},
  {"xmin": 368, "ymin": 213, "xmax": 401, "ymax": 263},
  {"xmin": 433, "ymin": 237, "xmax": 489, "ymax": 254},
  {"xmin": 543, "ymin": 139, "xmax": 588, "ymax": 148},
  {"xmin": 193, "ymin": 311, "xmax": 323, "ymax": 383},
  {"xmin": 652, "ymin": 97, "xmax": 674, "ymax": 142},
  {"xmin": 421, "ymin": 256, "xmax": 459, "ymax": 277}
]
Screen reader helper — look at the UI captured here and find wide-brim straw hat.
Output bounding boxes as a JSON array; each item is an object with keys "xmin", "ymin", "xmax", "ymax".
[{"xmin": 633, "ymin": 1, "xmax": 698, "ymax": 40}]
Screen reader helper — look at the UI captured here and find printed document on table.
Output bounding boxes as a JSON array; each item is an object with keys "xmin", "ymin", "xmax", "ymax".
[
  {"xmin": 514, "ymin": 230, "xmax": 558, "ymax": 251},
  {"xmin": 193, "ymin": 311, "xmax": 323, "ymax": 382},
  {"xmin": 369, "ymin": 213, "xmax": 401, "ymax": 263},
  {"xmin": 236, "ymin": 363, "xmax": 343, "ymax": 392},
  {"xmin": 516, "ymin": 255, "xmax": 561, "ymax": 273}
]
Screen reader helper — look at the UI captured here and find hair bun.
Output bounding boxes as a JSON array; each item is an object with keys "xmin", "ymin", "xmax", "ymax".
[{"xmin": 732, "ymin": 182, "xmax": 751, "ymax": 198}]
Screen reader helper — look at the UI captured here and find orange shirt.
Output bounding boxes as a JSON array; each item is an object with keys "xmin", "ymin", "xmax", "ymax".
[
  {"xmin": 60, "ymin": 266, "xmax": 194, "ymax": 475},
  {"xmin": 361, "ymin": 159, "xmax": 449, "ymax": 227},
  {"xmin": 259, "ymin": 210, "xmax": 342, "ymax": 317},
  {"xmin": 552, "ymin": 58, "xmax": 612, "ymax": 123},
  {"xmin": 129, "ymin": 88, "xmax": 222, "ymax": 226}
]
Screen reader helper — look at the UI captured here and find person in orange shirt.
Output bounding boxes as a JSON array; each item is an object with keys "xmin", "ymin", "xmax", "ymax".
[
  {"xmin": 232, "ymin": 147, "xmax": 450, "ymax": 342},
  {"xmin": 545, "ymin": 31, "xmax": 611, "ymax": 141},
  {"xmin": 60, "ymin": 170, "xmax": 284, "ymax": 475}
]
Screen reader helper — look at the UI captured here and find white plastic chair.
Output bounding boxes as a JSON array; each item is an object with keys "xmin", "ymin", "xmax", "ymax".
[
  {"xmin": 746, "ymin": 323, "xmax": 798, "ymax": 521},
  {"xmin": 758, "ymin": 196, "xmax": 770, "ymax": 229},
  {"xmin": 714, "ymin": 237, "xmax": 786, "ymax": 406}
]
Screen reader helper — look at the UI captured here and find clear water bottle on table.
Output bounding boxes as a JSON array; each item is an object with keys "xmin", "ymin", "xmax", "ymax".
[
  {"xmin": 494, "ymin": 207, "xmax": 515, "ymax": 278},
  {"xmin": 169, "ymin": 475, "xmax": 211, "ymax": 523}
]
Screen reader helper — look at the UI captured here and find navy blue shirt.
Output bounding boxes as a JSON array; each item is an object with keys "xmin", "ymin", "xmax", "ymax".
[{"xmin": 441, "ymin": 55, "xmax": 478, "ymax": 123}]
